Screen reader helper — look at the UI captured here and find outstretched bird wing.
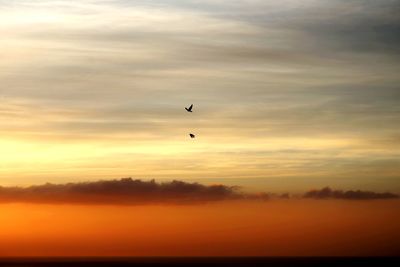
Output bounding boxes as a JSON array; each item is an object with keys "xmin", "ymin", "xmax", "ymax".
[{"xmin": 185, "ymin": 104, "xmax": 193, "ymax": 112}]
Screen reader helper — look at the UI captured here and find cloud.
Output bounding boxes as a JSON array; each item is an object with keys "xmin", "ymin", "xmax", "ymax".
[
  {"xmin": 304, "ymin": 187, "xmax": 399, "ymax": 200},
  {"xmin": 0, "ymin": 178, "xmax": 244, "ymax": 205},
  {"xmin": 1, "ymin": 0, "xmax": 400, "ymax": 187},
  {"xmin": 1, "ymin": 179, "xmax": 398, "ymax": 205}
]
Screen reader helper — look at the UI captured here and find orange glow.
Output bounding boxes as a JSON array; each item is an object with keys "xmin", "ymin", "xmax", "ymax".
[{"xmin": 1, "ymin": 200, "xmax": 399, "ymax": 256}]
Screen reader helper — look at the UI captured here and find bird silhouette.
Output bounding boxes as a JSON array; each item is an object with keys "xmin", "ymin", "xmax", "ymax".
[
  {"xmin": 189, "ymin": 133, "xmax": 195, "ymax": 138},
  {"xmin": 185, "ymin": 104, "xmax": 193, "ymax": 112}
]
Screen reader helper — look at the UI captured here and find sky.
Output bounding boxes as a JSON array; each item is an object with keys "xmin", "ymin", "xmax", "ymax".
[
  {"xmin": 0, "ymin": 178, "xmax": 399, "ymax": 256},
  {"xmin": 1, "ymin": 1, "xmax": 400, "ymax": 257},
  {"xmin": 1, "ymin": 200, "xmax": 399, "ymax": 256},
  {"xmin": 1, "ymin": 0, "xmax": 400, "ymax": 192}
]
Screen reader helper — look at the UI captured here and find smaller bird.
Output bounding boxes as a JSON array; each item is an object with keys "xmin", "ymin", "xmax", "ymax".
[
  {"xmin": 189, "ymin": 133, "xmax": 195, "ymax": 138},
  {"xmin": 185, "ymin": 104, "xmax": 193, "ymax": 112}
]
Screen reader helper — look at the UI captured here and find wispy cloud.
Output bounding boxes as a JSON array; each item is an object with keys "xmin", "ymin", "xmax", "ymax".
[{"xmin": 0, "ymin": 0, "xmax": 399, "ymax": 189}]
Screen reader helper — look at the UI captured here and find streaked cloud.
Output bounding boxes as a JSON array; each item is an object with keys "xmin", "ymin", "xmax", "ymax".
[{"xmin": 0, "ymin": 0, "xmax": 399, "ymax": 190}]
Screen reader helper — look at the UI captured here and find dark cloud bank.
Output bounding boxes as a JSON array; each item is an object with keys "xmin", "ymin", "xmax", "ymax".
[
  {"xmin": 0, "ymin": 179, "xmax": 242, "ymax": 205},
  {"xmin": 304, "ymin": 187, "xmax": 399, "ymax": 200},
  {"xmin": 0, "ymin": 179, "xmax": 397, "ymax": 205}
]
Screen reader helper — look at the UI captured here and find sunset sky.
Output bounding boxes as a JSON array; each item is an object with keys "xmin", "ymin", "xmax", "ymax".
[
  {"xmin": 1, "ymin": 200, "xmax": 399, "ymax": 256},
  {"xmin": 1, "ymin": 0, "xmax": 399, "ymax": 192},
  {"xmin": 0, "ymin": 0, "xmax": 400, "ymax": 257}
]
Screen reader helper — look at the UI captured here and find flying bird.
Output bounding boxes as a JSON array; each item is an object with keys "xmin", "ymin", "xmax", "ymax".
[
  {"xmin": 185, "ymin": 104, "xmax": 193, "ymax": 112},
  {"xmin": 189, "ymin": 133, "xmax": 195, "ymax": 138}
]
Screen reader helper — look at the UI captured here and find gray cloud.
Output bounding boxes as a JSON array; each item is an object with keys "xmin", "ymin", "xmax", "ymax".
[
  {"xmin": 0, "ymin": 178, "xmax": 242, "ymax": 204},
  {"xmin": 304, "ymin": 186, "xmax": 399, "ymax": 200},
  {"xmin": 1, "ymin": 179, "xmax": 398, "ymax": 204},
  {"xmin": 0, "ymin": 0, "xmax": 399, "ymax": 188}
]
